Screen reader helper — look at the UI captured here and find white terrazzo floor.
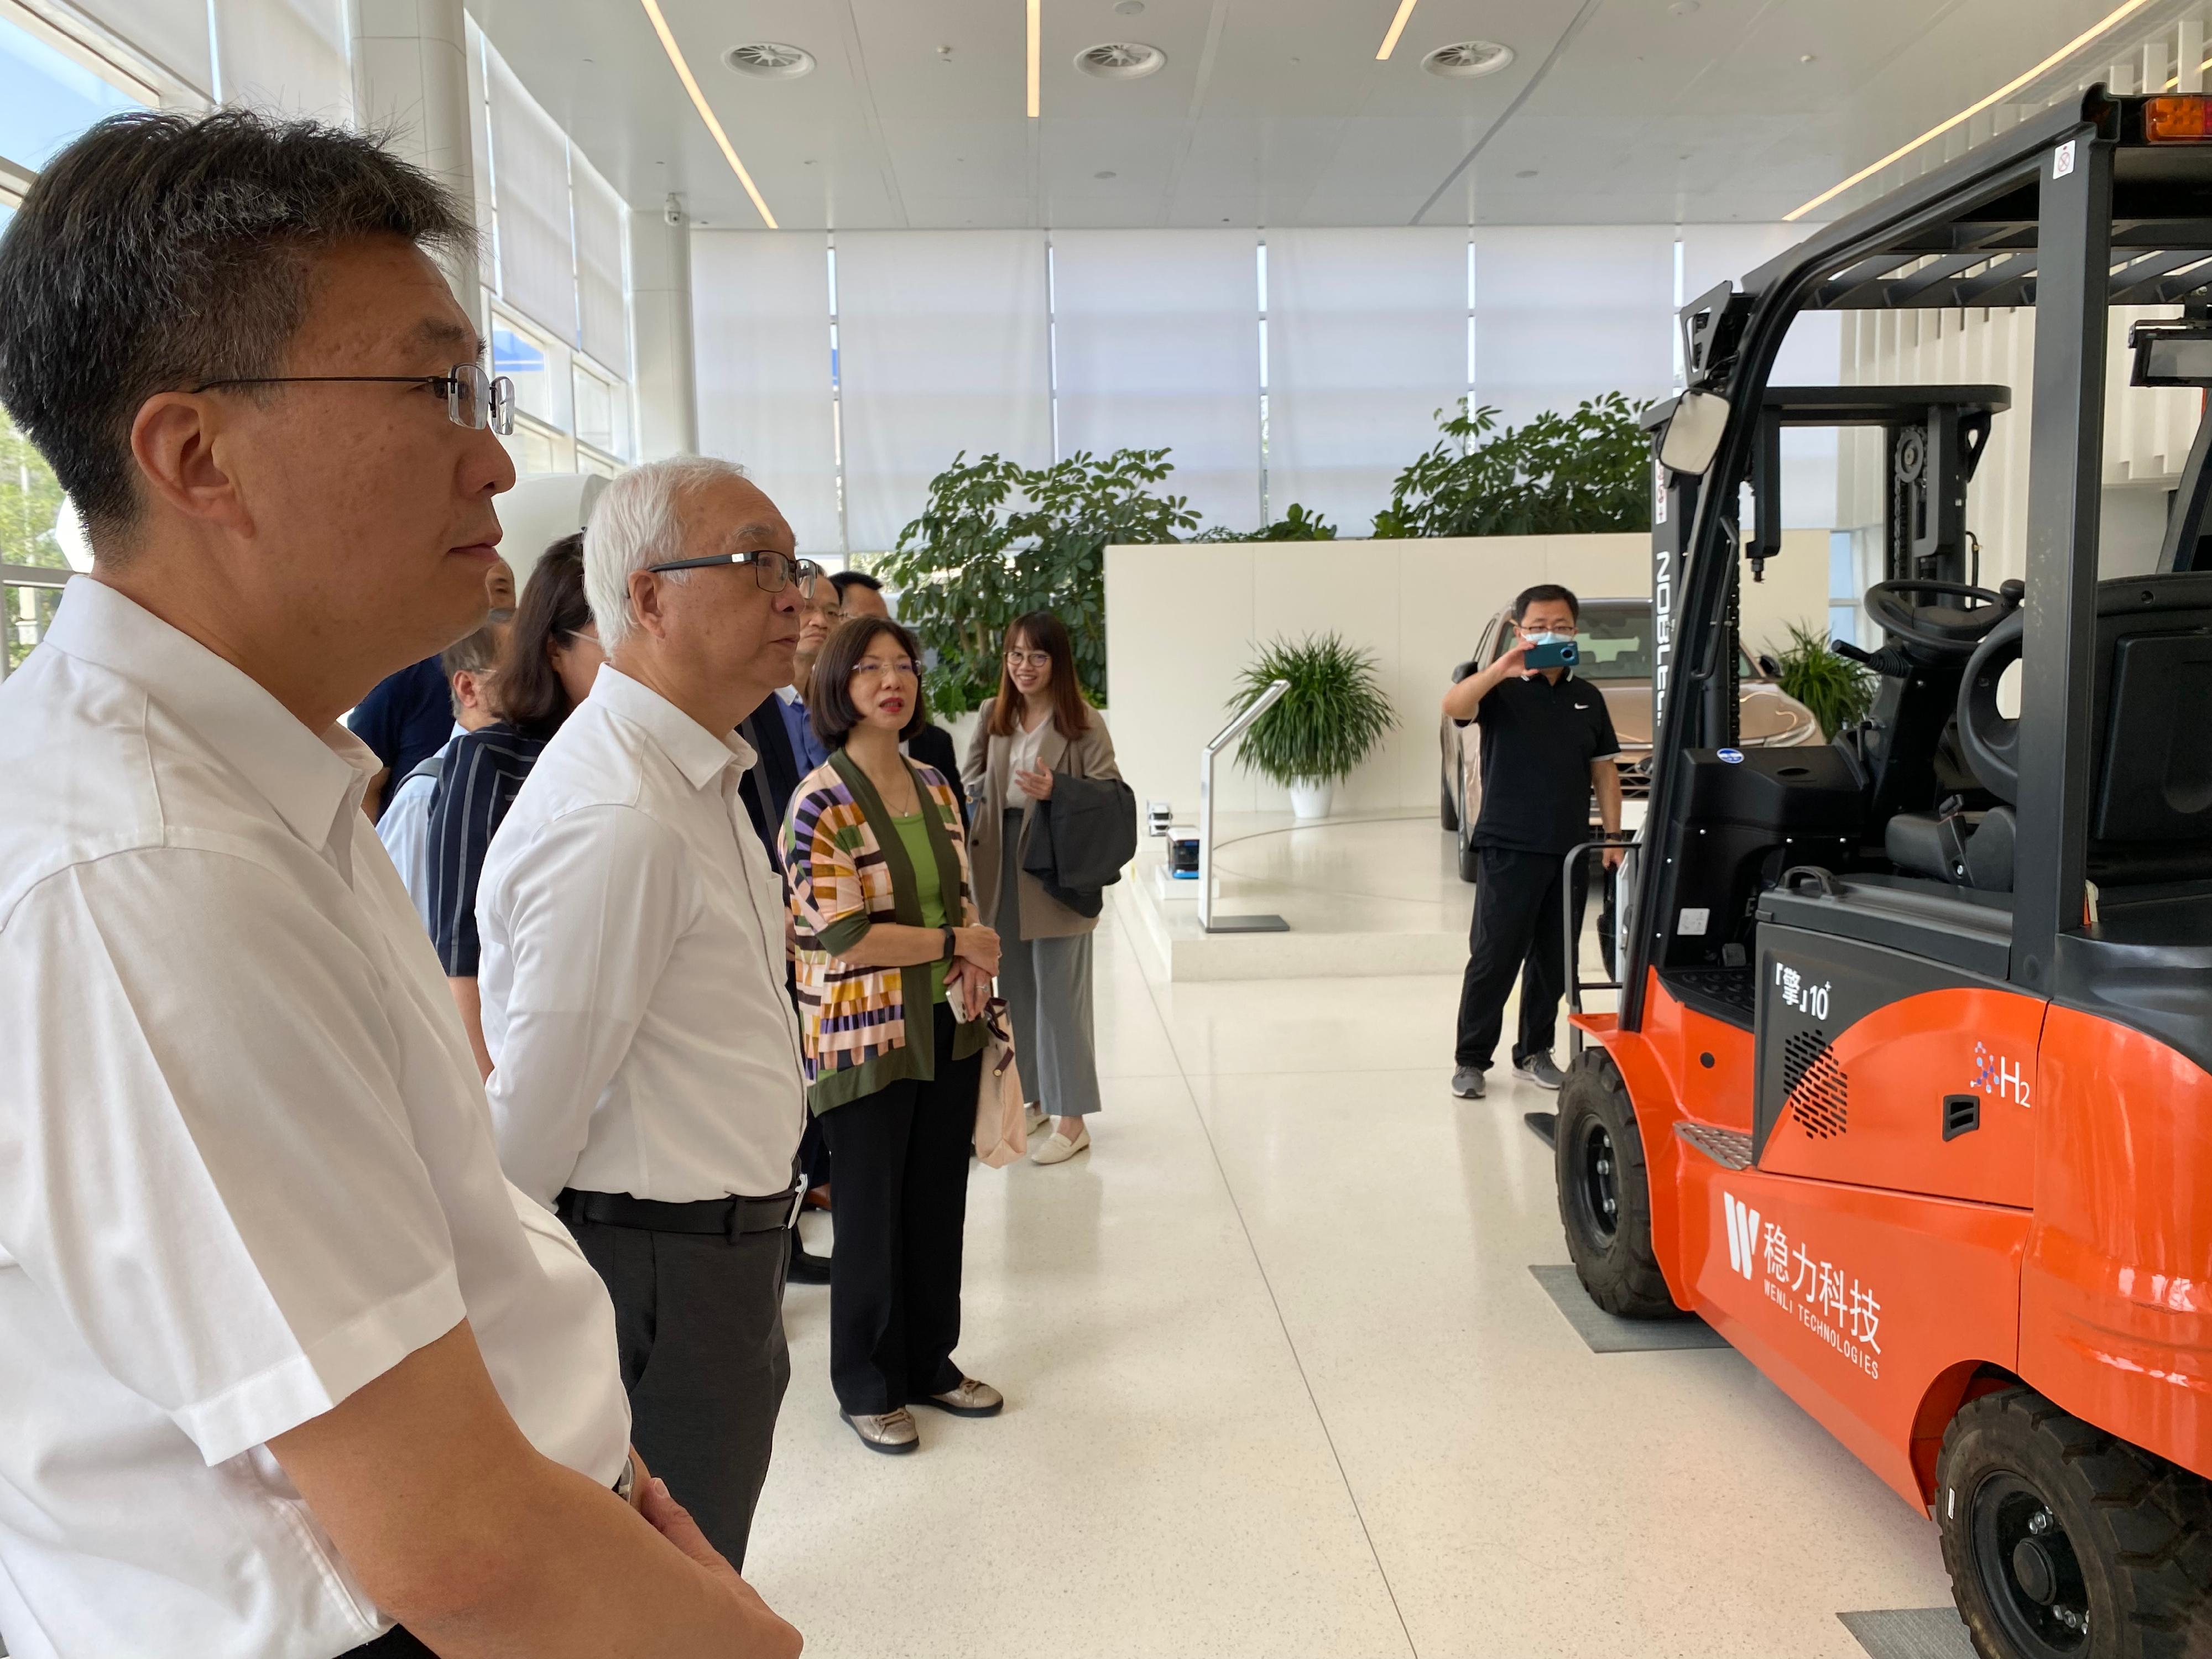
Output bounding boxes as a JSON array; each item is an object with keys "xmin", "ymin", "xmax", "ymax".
[{"xmin": 743, "ymin": 821, "xmax": 1956, "ymax": 1659}]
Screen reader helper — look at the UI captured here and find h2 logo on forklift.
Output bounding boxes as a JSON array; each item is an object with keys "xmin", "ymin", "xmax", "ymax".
[{"xmin": 1970, "ymin": 1040, "xmax": 2031, "ymax": 1108}]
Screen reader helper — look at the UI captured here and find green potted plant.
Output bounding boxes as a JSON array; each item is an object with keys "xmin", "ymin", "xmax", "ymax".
[
  {"xmin": 1772, "ymin": 619, "xmax": 1877, "ymax": 738},
  {"xmin": 1227, "ymin": 633, "xmax": 1396, "ymax": 820}
]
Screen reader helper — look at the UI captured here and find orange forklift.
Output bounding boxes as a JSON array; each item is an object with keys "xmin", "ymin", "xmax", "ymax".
[{"xmin": 1555, "ymin": 87, "xmax": 2212, "ymax": 1659}]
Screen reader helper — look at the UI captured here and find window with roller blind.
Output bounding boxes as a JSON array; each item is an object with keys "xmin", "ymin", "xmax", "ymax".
[
  {"xmin": 0, "ymin": 0, "xmax": 173, "ymax": 680},
  {"xmin": 475, "ymin": 29, "xmax": 634, "ymax": 476}
]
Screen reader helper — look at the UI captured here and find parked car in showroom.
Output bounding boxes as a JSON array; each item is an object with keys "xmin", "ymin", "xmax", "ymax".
[{"xmin": 1439, "ymin": 597, "xmax": 1819, "ymax": 885}]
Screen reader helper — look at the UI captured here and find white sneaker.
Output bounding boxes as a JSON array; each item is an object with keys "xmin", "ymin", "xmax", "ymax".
[{"xmin": 1030, "ymin": 1123, "xmax": 1091, "ymax": 1165}]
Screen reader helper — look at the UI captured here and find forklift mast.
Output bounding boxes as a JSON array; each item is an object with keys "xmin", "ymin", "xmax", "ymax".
[{"xmin": 1624, "ymin": 86, "xmax": 2212, "ymax": 1032}]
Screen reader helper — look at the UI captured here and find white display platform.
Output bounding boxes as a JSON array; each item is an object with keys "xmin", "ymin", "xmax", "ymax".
[{"xmin": 1118, "ymin": 810, "xmax": 1477, "ymax": 982}]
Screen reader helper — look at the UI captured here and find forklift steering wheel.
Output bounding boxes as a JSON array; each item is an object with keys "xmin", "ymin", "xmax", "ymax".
[
  {"xmin": 1863, "ymin": 578, "xmax": 2015, "ymax": 660},
  {"xmin": 1956, "ymin": 610, "xmax": 2024, "ymax": 804}
]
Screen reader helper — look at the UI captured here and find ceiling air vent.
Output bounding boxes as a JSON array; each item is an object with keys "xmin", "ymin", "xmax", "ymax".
[
  {"xmin": 1422, "ymin": 41, "xmax": 1515, "ymax": 78},
  {"xmin": 724, "ymin": 42, "xmax": 815, "ymax": 80},
  {"xmin": 1075, "ymin": 42, "xmax": 1167, "ymax": 81}
]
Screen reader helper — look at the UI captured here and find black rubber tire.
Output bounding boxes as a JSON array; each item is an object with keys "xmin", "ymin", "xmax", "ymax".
[
  {"xmin": 1937, "ymin": 1387, "xmax": 2212, "ymax": 1659},
  {"xmin": 1457, "ymin": 820, "xmax": 1480, "ymax": 884},
  {"xmin": 1554, "ymin": 1047, "xmax": 1681, "ymax": 1318},
  {"xmin": 1441, "ymin": 778, "xmax": 1459, "ymax": 833}
]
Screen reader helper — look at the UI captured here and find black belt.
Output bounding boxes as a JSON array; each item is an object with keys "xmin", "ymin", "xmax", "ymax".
[{"xmin": 557, "ymin": 1185, "xmax": 804, "ymax": 1241}]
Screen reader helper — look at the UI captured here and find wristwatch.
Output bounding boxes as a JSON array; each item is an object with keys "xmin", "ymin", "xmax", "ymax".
[{"xmin": 941, "ymin": 926, "xmax": 958, "ymax": 961}]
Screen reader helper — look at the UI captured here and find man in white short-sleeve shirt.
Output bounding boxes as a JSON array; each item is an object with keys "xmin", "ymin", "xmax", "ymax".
[
  {"xmin": 0, "ymin": 111, "xmax": 796, "ymax": 1659},
  {"xmin": 479, "ymin": 458, "xmax": 811, "ymax": 1569}
]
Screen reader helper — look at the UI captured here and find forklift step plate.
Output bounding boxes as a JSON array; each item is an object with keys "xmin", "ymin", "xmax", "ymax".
[{"xmin": 1676, "ymin": 1120, "xmax": 1754, "ymax": 1171}]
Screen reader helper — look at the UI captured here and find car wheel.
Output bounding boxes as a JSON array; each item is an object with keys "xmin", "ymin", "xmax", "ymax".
[
  {"xmin": 1441, "ymin": 778, "xmax": 1459, "ymax": 833},
  {"xmin": 1457, "ymin": 811, "xmax": 1480, "ymax": 884},
  {"xmin": 1937, "ymin": 1386, "xmax": 2212, "ymax": 1659}
]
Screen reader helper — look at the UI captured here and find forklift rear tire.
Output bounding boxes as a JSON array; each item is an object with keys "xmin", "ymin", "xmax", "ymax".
[
  {"xmin": 1554, "ymin": 1048, "xmax": 1681, "ymax": 1319},
  {"xmin": 1936, "ymin": 1386, "xmax": 2212, "ymax": 1659}
]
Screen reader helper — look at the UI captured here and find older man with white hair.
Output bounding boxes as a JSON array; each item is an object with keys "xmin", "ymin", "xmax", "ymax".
[{"xmin": 477, "ymin": 456, "xmax": 816, "ymax": 1567}]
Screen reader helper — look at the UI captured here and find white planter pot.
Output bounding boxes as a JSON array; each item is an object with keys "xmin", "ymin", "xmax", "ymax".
[{"xmin": 1289, "ymin": 778, "xmax": 1333, "ymax": 821}]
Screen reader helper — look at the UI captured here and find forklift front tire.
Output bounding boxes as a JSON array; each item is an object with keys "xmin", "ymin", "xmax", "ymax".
[
  {"xmin": 1554, "ymin": 1048, "xmax": 1680, "ymax": 1319},
  {"xmin": 1937, "ymin": 1386, "xmax": 2212, "ymax": 1659}
]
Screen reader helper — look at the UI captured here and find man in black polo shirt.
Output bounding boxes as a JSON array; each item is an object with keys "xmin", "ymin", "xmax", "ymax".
[{"xmin": 1444, "ymin": 584, "xmax": 1624, "ymax": 1098}]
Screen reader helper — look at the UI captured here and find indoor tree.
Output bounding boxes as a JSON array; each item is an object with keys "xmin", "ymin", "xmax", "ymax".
[
  {"xmin": 875, "ymin": 447, "xmax": 1198, "ymax": 716},
  {"xmin": 1371, "ymin": 392, "xmax": 1652, "ymax": 539}
]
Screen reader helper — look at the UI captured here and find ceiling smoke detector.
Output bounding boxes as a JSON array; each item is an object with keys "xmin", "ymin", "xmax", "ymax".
[
  {"xmin": 1422, "ymin": 40, "xmax": 1515, "ymax": 78},
  {"xmin": 1075, "ymin": 42, "xmax": 1167, "ymax": 81},
  {"xmin": 723, "ymin": 42, "xmax": 815, "ymax": 80}
]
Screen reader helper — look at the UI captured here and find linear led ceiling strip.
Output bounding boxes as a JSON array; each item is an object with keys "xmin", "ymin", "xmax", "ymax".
[
  {"xmin": 1027, "ymin": 0, "xmax": 1042, "ymax": 117},
  {"xmin": 1785, "ymin": 0, "xmax": 2163, "ymax": 222},
  {"xmin": 636, "ymin": 0, "xmax": 778, "ymax": 229},
  {"xmin": 1375, "ymin": 0, "xmax": 1420, "ymax": 62}
]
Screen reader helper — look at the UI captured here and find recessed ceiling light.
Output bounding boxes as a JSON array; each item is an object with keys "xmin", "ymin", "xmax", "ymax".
[
  {"xmin": 1095, "ymin": 169, "xmax": 1117, "ymax": 178},
  {"xmin": 1076, "ymin": 42, "xmax": 1167, "ymax": 80},
  {"xmin": 1799, "ymin": 53, "xmax": 1816, "ymax": 63},
  {"xmin": 1114, "ymin": 0, "xmax": 1145, "ymax": 12},
  {"xmin": 1423, "ymin": 41, "xmax": 1514, "ymax": 78},
  {"xmin": 1515, "ymin": 168, "xmax": 1538, "ymax": 178},
  {"xmin": 724, "ymin": 42, "xmax": 813, "ymax": 79}
]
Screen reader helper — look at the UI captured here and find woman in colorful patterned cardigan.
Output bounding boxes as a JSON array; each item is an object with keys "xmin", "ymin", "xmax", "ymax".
[{"xmin": 781, "ymin": 615, "xmax": 1006, "ymax": 1456}]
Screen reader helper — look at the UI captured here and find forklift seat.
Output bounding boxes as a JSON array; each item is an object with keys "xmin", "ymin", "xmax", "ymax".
[{"xmin": 1886, "ymin": 575, "xmax": 2212, "ymax": 894}]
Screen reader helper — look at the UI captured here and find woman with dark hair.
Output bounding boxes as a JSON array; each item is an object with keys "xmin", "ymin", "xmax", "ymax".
[
  {"xmin": 964, "ymin": 611, "xmax": 1120, "ymax": 1165},
  {"xmin": 427, "ymin": 533, "xmax": 605, "ymax": 1073},
  {"xmin": 783, "ymin": 616, "xmax": 1004, "ymax": 1455}
]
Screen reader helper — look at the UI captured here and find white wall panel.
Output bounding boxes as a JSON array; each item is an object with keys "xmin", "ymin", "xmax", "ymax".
[
  {"xmin": 1105, "ymin": 529, "xmax": 1829, "ymax": 818},
  {"xmin": 1050, "ymin": 228, "xmax": 1261, "ymax": 535},
  {"xmin": 835, "ymin": 229, "xmax": 1052, "ymax": 552},
  {"xmin": 216, "ymin": 0, "xmax": 349, "ymax": 119},
  {"xmin": 692, "ymin": 232, "xmax": 840, "ymax": 554},
  {"xmin": 1265, "ymin": 226, "xmax": 1468, "ymax": 538}
]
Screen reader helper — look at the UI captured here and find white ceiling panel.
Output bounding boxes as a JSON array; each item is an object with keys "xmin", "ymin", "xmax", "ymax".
[{"xmin": 469, "ymin": 0, "xmax": 2209, "ymax": 232}]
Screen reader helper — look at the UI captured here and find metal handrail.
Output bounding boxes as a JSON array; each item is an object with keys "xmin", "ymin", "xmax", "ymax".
[
  {"xmin": 1198, "ymin": 679, "xmax": 1289, "ymax": 933},
  {"xmin": 1562, "ymin": 833, "xmax": 1634, "ymax": 1061}
]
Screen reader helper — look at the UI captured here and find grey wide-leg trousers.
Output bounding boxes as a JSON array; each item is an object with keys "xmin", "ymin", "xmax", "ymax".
[{"xmin": 998, "ymin": 809, "xmax": 1103, "ymax": 1118}]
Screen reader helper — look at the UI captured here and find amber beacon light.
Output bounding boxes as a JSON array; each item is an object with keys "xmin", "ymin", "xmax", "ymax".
[{"xmin": 2146, "ymin": 95, "xmax": 2212, "ymax": 141}]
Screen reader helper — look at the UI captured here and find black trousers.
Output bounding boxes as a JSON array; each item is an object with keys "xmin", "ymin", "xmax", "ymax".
[
  {"xmin": 816, "ymin": 1004, "xmax": 983, "ymax": 1416},
  {"xmin": 566, "ymin": 1213, "xmax": 790, "ymax": 1570},
  {"xmin": 1455, "ymin": 844, "xmax": 1589, "ymax": 1071}
]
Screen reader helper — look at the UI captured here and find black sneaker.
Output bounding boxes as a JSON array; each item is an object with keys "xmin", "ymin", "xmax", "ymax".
[
  {"xmin": 787, "ymin": 1231, "xmax": 832, "ymax": 1285},
  {"xmin": 1512, "ymin": 1053, "xmax": 1566, "ymax": 1091}
]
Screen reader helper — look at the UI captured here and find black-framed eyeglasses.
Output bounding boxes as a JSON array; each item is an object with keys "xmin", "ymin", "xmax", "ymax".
[
  {"xmin": 644, "ymin": 549, "xmax": 824, "ymax": 598},
  {"xmin": 191, "ymin": 363, "xmax": 515, "ymax": 435}
]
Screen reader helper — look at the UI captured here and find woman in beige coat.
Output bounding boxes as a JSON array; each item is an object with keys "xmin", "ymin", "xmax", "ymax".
[{"xmin": 965, "ymin": 612, "xmax": 1119, "ymax": 1165}]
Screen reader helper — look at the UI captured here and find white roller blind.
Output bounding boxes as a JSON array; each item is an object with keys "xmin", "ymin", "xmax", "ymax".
[
  {"xmin": 215, "ymin": 0, "xmax": 351, "ymax": 119},
  {"xmin": 1472, "ymin": 225, "xmax": 1676, "ymax": 431},
  {"xmin": 572, "ymin": 156, "xmax": 628, "ymax": 374},
  {"xmin": 487, "ymin": 48, "xmax": 576, "ymax": 343},
  {"xmin": 692, "ymin": 231, "xmax": 841, "ymax": 554},
  {"xmin": 834, "ymin": 230, "xmax": 1052, "ymax": 552},
  {"xmin": 1051, "ymin": 229, "xmax": 1260, "ymax": 536},
  {"xmin": 1265, "ymin": 227, "xmax": 1468, "ymax": 536},
  {"xmin": 79, "ymin": 0, "xmax": 212, "ymax": 98}
]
